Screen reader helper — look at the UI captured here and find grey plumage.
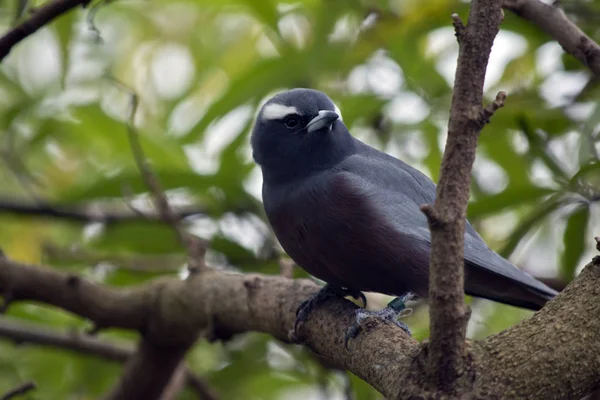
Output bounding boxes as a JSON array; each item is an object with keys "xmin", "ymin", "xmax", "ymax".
[{"xmin": 252, "ymin": 88, "xmax": 557, "ymax": 311}]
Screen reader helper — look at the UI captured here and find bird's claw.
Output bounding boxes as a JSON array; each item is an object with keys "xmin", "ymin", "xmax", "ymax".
[
  {"xmin": 344, "ymin": 295, "xmax": 414, "ymax": 350},
  {"xmin": 293, "ymin": 285, "xmax": 341, "ymax": 339},
  {"xmin": 293, "ymin": 285, "xmax": 367, "ymax": 340}
]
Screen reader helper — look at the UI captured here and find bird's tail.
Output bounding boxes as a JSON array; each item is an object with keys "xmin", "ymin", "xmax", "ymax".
[{"xmin": 464, "ymin": 260, "xmax": 557, "ymax": 311}]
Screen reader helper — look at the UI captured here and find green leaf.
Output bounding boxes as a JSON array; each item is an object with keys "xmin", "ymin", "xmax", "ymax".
[
  {"xmin": 183, "ymin": 55, "xmax": 309, "ymax": 144},
  {"xmin": 468, "ymin": 186, "xmax": 555, "ymax": 219},
  {"xmin": 569, "ymin": 161, "xmax": 600, "ymax": 192},
  {"xmin": 104, "ymin": 267, "xmax": 166, "ymax": 287},
  {"xmin": 89, "ymin": 222, "xmax": 182, "ymax": 254},
  {"xmin": 210, "ymin": 236, "xmax": 278, "ymax": 273},
  {"xmin": 499, "ymin": 193, "xmax": 565, "ymax": 257},
  {"xmin": 211, "ymin": 236, "xmax": 256, "ymax": 266},
  {"xmin": 336, "ymin": 94, "xmax": 387, "ymax": 128},
  {"xmin": 517, "ymin": 116, "xmax": 570, "ymax": 182},
  {"xmin": 58, "ymin": 169, "xmax": 213, "ymax": 202},
  {"xmin": 560, "ymin": 205, "xmax": 590, "ymax": 281},
  {"xmin": 14, "ymin": 0, "xmax": 29, "ymax": 22},
  {"xmin": 421, "ymin": 121, "xmax": 442, "ymax": 182},
  {"xmin": 491, "ymin": 92, "xmax": 571, "ymax": 139},
  {"xmin": 579, "ymin": 103, "xmax": 600, "ymax": 163},
  {"xmin": 478, "ymin": 132, "xmax": 532, "ymax": 189},
  {"xmin": 242, "ymin": 0, "xmax": 280, "ymax": 32}
]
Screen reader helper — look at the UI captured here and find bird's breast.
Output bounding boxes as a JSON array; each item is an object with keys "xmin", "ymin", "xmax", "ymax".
[{"xmin": 262, "ymin": 176, "xmax": 428, "ymax": 296}]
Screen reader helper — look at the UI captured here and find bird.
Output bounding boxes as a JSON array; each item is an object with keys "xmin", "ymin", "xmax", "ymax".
[{"xmin": 251, "ymin": 88, "xmax": 558, "ymax": 340}]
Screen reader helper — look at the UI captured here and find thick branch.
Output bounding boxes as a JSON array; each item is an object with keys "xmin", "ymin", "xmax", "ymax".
[
  {"xmin": 0, "ymin": 256, "xmax": 418, "ymax": 397},
  {"xmin": 0, "ymin": 0, "xmax": 92, "ymax": 62},
  {"xmin": 0, "ymin": 199, "xmax": 206, "ymax": 224},
  {"xmin": 474, "ymin": 257, "xmax": 600, "ymax": 399},
  {"xmin": 504, "ymin": 0, "xmax": 600, "ymax": 76},
  {"xmin": 105, "ymin": 340, "xmax": 193, "ymax": 400},
  {"xmin": 423, "ymin": 1, "xmax": 504, "ymax": 393},
  {"xmin": 1, "ymin": 255, "xmax": 600, "ymax": 399},
  {"xmin": 0, "ymin": 318, "xmax": 218, "ymax": 400}
]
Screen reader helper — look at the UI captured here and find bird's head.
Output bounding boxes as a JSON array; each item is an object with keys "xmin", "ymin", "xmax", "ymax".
[{"xmin": 251, "ymin": 88, "xmax": 354, "ymax": 183}]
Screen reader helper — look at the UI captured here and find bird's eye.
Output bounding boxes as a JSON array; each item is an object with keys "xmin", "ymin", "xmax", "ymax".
[{"xmin": 283, "ymin": 116, "xmax": 299, "ymax": 129}]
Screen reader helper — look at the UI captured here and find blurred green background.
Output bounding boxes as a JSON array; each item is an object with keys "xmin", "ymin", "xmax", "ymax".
[{"xmin": 0, "ymin": 0, "xmax": 599, "ymax": 398}]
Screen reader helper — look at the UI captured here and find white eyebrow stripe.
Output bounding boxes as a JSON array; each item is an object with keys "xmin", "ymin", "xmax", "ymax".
[
  {"xmin": 261, "ymin": 103, "xmax": 300, "ymax": 120},
  {"xmin": 333, "ymin": 102, "xmax": 343, "ymax": 121}
]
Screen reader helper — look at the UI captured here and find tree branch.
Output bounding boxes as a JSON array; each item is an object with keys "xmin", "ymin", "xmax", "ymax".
[
  {"xmin": 0, "ymin": 199, "xmax": 206, "ymax": 224},
  {"xmin": 422, "ymin": 1, "xmax": 505, "ymax": 393},
  {"xmin": 0, "ymin": 318, "xmax": 219, "ymax": 400},
  {"xmin": 104, "ymin": 339, "xmax": 193, "ymax": 400},
  {"xmin": 0, "ymin": 0, "xmax": 93, "ymax": 63},
  {"xmin": 1, "ymin": 254, "xmax": 600, "ymax": 399},
  {"xmin": 0, "ymin": 318, "xmax": 133, "ymax": 360},
  {"xmin": 114, "ymin": 83, "xmax": 208, "ymax": 274},
  {"xmin": 0, "ymin": 381, "xmax": 36, "ymax": 400},
  {"xmin": 101, "ymin": 81, "xmax": 211, "ymax": 398},
  {"xmin": 503, "ymin": 0, "xmax": 600, "ymax": 76}
]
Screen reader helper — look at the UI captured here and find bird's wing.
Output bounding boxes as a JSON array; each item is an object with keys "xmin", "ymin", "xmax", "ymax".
[
  {"xmin": 351, "ymin": 139, "xmax": 484, "ymax": 239},
  {"xmin": 337, "ymin": 149, "xmax": 557, "ymax": 307}
]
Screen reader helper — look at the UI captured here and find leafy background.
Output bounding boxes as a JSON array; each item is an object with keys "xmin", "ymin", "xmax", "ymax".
[{"xmin": 0, "ymin": 0, "xmax": 599, "ymax": 398}]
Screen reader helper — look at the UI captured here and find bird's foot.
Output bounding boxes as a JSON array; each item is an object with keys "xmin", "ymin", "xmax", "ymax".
[
  {"xmin": 293, "ymin": 285, "xmax": 365, "ymax": 340},
  {"xmin": 344, "ymin": 293, "xmax": 414, "ymax": 350}
]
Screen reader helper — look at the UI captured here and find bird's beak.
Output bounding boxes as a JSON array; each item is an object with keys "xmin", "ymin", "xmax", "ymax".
[{"xmin": 306, "ymin": 110, "xmax": 340, "ymax": 133}]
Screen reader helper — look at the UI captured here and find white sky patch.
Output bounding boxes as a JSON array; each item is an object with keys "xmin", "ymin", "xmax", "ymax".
[
  {"xmin": 426, "ymin": 28, "xmax": 527, "ymax": 91},
  {"xmin": 6, "ymin": 27, "xmax": 62, "ymax": 95},
  {"xmin": 261, "ymin": 103, "xmax": 299, "ymax": 120},
  {"xmin": 278, "ymin": 13, "xmax": 310, "ymax": 49},
  {"xmin": 540, "ymin": 71, "xmax": 589, "ymax": 107},
  {"xmin": 151, "ymin": 42, "xmax": 195, "ymax": 100},
  {"xmin": 385, "ymin": 91, "xmax": 430, "ymax": 124},
  {"xmin": 536, "ymin": 42, "xmax": 564, "ymax": 77},
  {"xmin": 472, "ymin": 155, "xmax": 509, "ymax": 195},
  {"xmin": 243, "ymin": 166, "xmax": 263, "ymax": 201},
  {"xmin": 347, "ymin": 51, "xmax": 403, "ymax": 97},
  {"xmin": 184, "ymin": 105, "xmax": 253, "ymax": 174}
]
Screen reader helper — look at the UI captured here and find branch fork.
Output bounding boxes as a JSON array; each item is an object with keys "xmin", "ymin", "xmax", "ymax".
[{"xmin": 423, "ymin": 1, "xmax": 504, "ymax": 394}]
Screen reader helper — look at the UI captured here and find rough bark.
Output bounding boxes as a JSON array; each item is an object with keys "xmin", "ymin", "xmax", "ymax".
[
  {"xmin": 0, "ymin": 0, "xmax": 93, "ymax": 62},
  {"xmin": 1, "ymin": 256, "xmax": 600, "ymax": 399},
  {"xmin": 1, "ymin": 0, "xmax": 599, "ymax": 399},
  {"xmin": 421, "ymin": 0, "xmax": 505, "ymax": 393},
  {"xmin": 504, "ymin": 0, "xmax": 600, "ymax": 76}
]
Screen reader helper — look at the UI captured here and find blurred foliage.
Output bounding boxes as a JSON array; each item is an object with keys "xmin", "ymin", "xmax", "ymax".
[{"xmin": 0, "ymin": 0, "xmax": 599, "ymax": 398}]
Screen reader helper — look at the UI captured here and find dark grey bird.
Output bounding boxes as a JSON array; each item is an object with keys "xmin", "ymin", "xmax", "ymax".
[{"xmin": 251, "ymin": 88, "xmax": 557, "ymax": 337}]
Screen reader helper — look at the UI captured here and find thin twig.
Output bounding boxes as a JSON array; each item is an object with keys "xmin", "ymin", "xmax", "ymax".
[
  {"xmin": 0, "ymin": 381, "xmax": 36, "ymax": 400},
  {"xmin": 481, "ymin": 91, "xmax": 507, "ymax": 124},
  {"xmin": 0, "ymin": 198, "xmax": 206, "ymax": 224},
  {"xmin": 451, "ymin": 13, "xmax": 466, "ymax": 41},
  {"xmin": 0, "ymin": 137, "xmax": 43, "ymax": 200},
  {"xmin": 0, "ymin": 0, "xmax": 93, "ymax": 62},
  {"xmin": 0, "ymin": 318, "xmax": 218, "ymax": 400},
  {"xmin": 112, "ymin": 80, "xmax": 208, "ymax": 273}
]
